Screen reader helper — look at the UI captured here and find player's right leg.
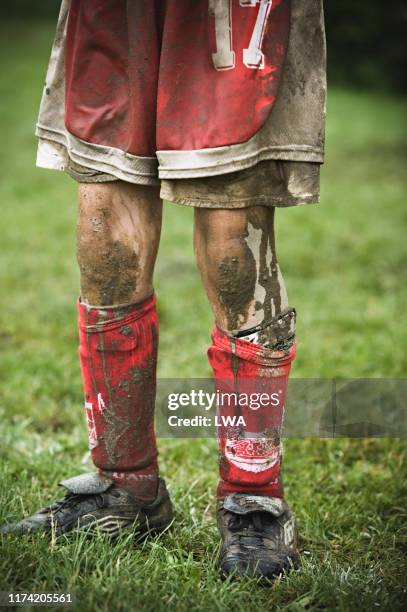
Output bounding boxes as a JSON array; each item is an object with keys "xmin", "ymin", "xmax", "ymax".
[{"xmin": 2, "ymin": 182, "xmax": 172, "ymax": 538}]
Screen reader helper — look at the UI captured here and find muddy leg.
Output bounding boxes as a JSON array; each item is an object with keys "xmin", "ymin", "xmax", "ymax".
[
  {"xmin": 196, "ymin": 206, "xmax": 296, "ymax": 500},
  {"xmin": 76, "ymin": 182, "xmax": 163, "ymax": 500},
  {"xmin": 77, "ymin": 182, "xmax": 162, "ymax": 306},
  {"xmin": 194, "ymin": 206, "xmax": 288, "ymax": 338}
]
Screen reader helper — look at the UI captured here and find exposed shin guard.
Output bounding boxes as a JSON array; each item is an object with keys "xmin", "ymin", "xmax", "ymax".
[
  {"xmin": 207, "ymin": 308, "xmax": 297, "ymax": 500},
  {"xmin": 77, "ymin": 293, "xmax": 159, "ymax": 501}
]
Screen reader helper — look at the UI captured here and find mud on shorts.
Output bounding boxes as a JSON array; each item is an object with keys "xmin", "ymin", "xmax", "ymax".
[{"xmin": 36, "ymin": 0, "xmax": 326, "ymax": 209}]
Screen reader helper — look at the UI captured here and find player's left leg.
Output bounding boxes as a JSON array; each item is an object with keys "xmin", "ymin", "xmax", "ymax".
[{"xmin": 194, "ymin": 205, "xmax": 299, "ymax": 580}]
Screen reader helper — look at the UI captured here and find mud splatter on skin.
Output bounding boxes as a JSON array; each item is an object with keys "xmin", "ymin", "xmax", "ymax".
[
  {"xmin": 78, "ymin": 238, "xmax": 141, "ymax": 306},
  {"xmin": 195, "ymin": 206, "xmax": 288, "ymax": 336},
  {"xmin": 216, "ymin": 208, "xmax": 285, "ymax": 335},
  {"xmin": 77, "ymin": 194, "xmax": 141, "ymax": 305},
  {"xmin": 76, "ymin": 183, "xmax": 162, "ymax": 306},
  {"xmin": 90, "ymin": 216, "xmax": 104, "ymax": 233},
  {"xmin": 217, "ymin": 248, "xmax": 257, "ymax": 331}
]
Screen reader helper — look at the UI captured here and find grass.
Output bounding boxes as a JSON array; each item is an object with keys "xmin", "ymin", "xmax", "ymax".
[{"xmin": 0, "ymin": 20, "xmax": 407, "ymax": 612}]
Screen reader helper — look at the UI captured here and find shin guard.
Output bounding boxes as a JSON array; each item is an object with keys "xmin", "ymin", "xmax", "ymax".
[
  {"xmin": 78, "ymin": 293, "xmax": 159, "ymax": 501},
  {"xmin": 208, "ymin": 308, "xmax": 296, "ymax": 500}
]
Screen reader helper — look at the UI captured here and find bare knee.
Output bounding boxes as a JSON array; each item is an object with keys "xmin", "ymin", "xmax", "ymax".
[
  {"xmin": 77, "ymin": 182, "xmax": 162, "ymax": 306},
  {"xmin": 194, "ymin": 209, "xmax": 254, "ymax": 329},
  {"xmin": 194, "ymin": 207, "xmax": 287, "ymax": 332}
]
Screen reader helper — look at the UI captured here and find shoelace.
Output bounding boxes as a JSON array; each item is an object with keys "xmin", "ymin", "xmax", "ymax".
[{"xmin": 48, "ymin": 489, "xmax": 121, "ymax": 513}]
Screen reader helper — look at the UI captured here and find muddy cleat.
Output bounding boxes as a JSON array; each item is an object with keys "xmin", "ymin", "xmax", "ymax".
[
  {"xmin": 217, "ymin": 493, "xmax": 300, "ymax": 581},
  {"xmin": 1, "ymin": 472, "xmax": 172, "ymax": 538}
]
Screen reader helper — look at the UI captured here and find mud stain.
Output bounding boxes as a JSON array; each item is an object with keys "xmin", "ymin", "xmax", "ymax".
[
  {"xmin": 77, "ymin": 195, "xmax": 141, "ymax": 306},
  {"xmin": 217, "ymin": 243, "xmax": 257, "ymax": 331}
]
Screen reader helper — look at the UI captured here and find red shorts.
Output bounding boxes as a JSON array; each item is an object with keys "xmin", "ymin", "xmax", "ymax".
[{"xmin": 36, "ymin": 0, "xmax": 326, "ymax": 207}]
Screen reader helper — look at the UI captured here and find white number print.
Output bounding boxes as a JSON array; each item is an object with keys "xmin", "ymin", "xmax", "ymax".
[
  {"xmin": 210, "ymin": 0, "xmax": 235, "ymax": 70},
  {"xmin": 209, "ymin": 0, "xmax": 273, "ymax": 71}
]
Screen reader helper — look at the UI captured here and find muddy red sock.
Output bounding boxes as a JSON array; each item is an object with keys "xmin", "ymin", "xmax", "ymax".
[
  {"xmin": 78, "ymin": 293, "xmax": 159, "ymax": 501},
  {"xmin": 207, "ymin": 309, "xmax": 297, "ymax": 500}
]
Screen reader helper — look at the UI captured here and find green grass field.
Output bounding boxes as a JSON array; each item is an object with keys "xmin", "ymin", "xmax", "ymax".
[{"xmin": 1, "ymin": 20, "xmax": 407, "ymax": 612}]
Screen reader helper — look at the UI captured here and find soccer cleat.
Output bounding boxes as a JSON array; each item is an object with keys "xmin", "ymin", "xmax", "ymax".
[
  {"xmin": 1, "ymin": 472, "xmax": 172, "ymax": 538},
  {"xmin": 217, "ymin": 493, "xmax": 300, "ymax": 581}
]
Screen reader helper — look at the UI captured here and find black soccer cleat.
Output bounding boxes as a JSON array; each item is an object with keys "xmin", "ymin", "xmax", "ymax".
[
  {"xmin": 217, "ymin": 493, "xmax": 300, "ymax": 581},
  {"xmin": 1, "ymin": 472, "xmax": 173, "ymax": 538}
]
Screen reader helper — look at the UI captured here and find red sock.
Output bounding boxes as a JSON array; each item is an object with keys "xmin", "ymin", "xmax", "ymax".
[
  {"xmin": 78, "ymin": 293, "xmax": 159, "ymax": 501},
  {"xmin": 208, "ymin": 322, "xmax": 296, "ymax": 500}
]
